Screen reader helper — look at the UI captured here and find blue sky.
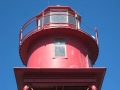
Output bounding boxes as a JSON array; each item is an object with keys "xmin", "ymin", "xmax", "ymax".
[{"xmin": 0, "ymin": 0, "xmax": 120, "ymax": 90}]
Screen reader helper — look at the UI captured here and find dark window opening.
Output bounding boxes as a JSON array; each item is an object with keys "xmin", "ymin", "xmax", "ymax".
[
  {"xmin": 33, "ymin": 86, "xmax": 88, "ymax": 90},
  {"xmin": 57, "ymin": 86, "xmax": 62, "ymax": 90},
  {"xmin": 54, "ymin": 38, "xmax": 66, "ymax": 56},
  {"xmin": 64, "ymin": 86, "xmax": 87, "ymax": 90},
  {"xmin": 34, "ymin": 86, "xmax": 56, "ymax": 90}
]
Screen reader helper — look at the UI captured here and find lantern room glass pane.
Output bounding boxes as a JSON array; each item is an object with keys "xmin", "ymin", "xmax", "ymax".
[
  {"xmin": 44, "ymin": 12, "xmax": 50, "ymax": 24},
  {"xmin": 44, "ymin": 16, "xmax": 50, "ymax": 24},
  {"xmin": 68, "ymin": 15, "xmax": 76, "ymax": 28},
  {"xmin": 54, "ymin": 39, "xmax": 66, "ymax": 56},
  {"xmin": 51, "ymin": 15, "xmax": 67, "ymax": 23},
  {"xmin": 50, "ymin": 11, "xmax": 68, "ymax": 23}
]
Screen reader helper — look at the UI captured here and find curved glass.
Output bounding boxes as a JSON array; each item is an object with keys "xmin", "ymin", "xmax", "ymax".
[
  {"xmin": 68, "ymin": 15, "xmax": 76, "ymax": 27},
  {"xmin": 44, "ymin": 12, "xmax": 50, "ymax": 24},
  {"xmin": 44, "ymin": 15, "xmax": 50, "ymax": 24}
]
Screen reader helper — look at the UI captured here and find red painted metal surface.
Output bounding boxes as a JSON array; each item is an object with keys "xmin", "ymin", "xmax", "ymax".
[
  {"xmin": 14, "ymin": 68, "xmax": 106, "ymax": 90},
  {"xmin": 27, "ymin": 35, "xmax": 89, "ymax": 68},
  {"xmin": 19, "ymin": 28, "xmax": 98, "ymax": 66}
]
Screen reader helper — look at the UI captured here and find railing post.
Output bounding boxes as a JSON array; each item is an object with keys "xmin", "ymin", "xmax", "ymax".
[
  {"xmin": 42, "ymin": 11, "xmax": 44, "ymax": 29},
  {"xmin": 20, "ymin": 28, "xmax": 22, "ymax": 45},
  {"xmin": 75, "ymin": 12, "xmax": 80, "ymax": 30},
  {"xmin": 75, "ymin": 13, "xmax": 78, "ymax": 29},
  {"xmin": 94, "ymin": 27, "xmax": 98, "ymax": 44}
]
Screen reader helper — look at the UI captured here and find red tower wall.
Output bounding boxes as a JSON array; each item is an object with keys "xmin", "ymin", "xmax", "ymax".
[{"xmin": 27, "ymin": 35, "xmax": 90, "ymax": 68}]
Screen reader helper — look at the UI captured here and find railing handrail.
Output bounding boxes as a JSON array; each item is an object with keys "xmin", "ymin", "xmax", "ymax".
[
  {"xmin": 19, "ymin": 16, "xmax": 37, "ymax": 45},
  {"xmin": 19, "ymin": 11, "xmax": 79, "ymax": 45}
]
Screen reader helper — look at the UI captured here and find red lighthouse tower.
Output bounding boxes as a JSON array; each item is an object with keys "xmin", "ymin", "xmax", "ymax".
[{"xmin": 14, "ymin": 5, "xmax": 106, "ymax": 90}]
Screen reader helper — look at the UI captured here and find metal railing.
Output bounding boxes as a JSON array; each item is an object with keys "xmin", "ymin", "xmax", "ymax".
[
  {"xmin": 19, "ymin": 11, "xmax": 80, "ymax": 45},
  {"xmin": 19, "ymin": 16, "xmax": 37, "ymax": 45},
  {"xmin": 19, "ymin": 11, "xmax": 98, "ymax": 45}
]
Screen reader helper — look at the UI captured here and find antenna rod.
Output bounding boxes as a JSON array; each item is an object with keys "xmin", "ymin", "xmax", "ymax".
[{"xmin": 48, "ymin": 0, "xmax": 49, "ymax": 6}]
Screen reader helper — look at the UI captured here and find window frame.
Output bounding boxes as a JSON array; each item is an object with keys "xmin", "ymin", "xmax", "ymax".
[{"xmin": 53, "ymin": 38, "xmax": 67, "ymax": 58}]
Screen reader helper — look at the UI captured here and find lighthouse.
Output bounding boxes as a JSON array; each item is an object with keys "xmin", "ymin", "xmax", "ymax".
[{"xmin": 14, "ymin": 5, "xmax": 106, "ymax": 90}]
